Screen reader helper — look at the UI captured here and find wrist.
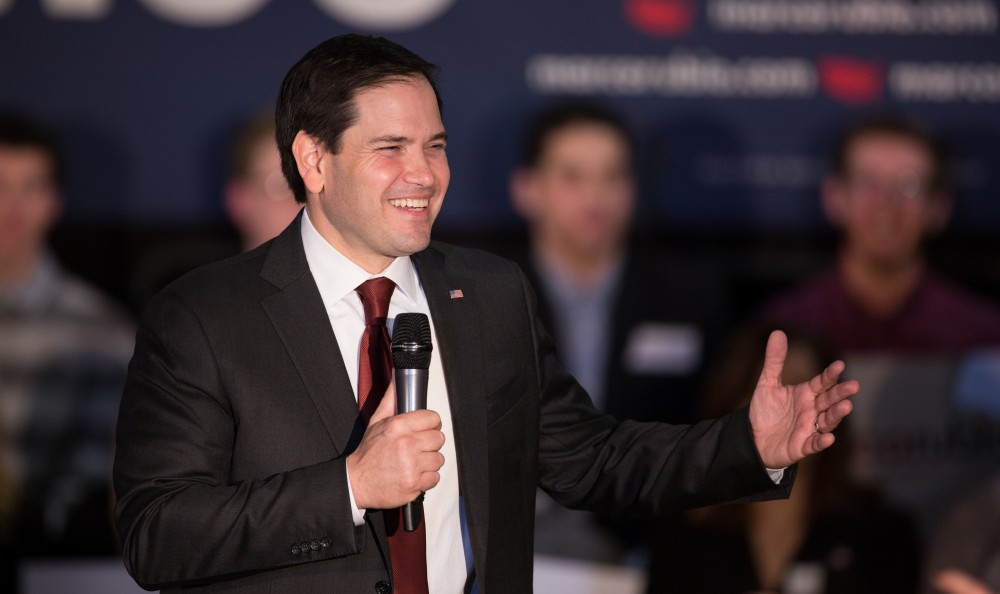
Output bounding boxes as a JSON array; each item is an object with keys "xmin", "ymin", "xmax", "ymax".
[{"xmin": 344, "ymin": 455, "xmax": 367, "ymax": 525}]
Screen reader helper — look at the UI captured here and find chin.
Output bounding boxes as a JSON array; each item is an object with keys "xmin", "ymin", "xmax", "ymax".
[{"xmin": 395, "ymin": 235, "xmax": 432, "ymax": 256}]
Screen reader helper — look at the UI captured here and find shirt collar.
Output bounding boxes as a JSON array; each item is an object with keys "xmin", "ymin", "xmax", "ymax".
[
  {"xmin": 300, "ymin": 207, "xmax": 420, "ymax": 304},
  {"xmin": 532, "ymin": 249, "xmax": 624, "ymax": 303}
]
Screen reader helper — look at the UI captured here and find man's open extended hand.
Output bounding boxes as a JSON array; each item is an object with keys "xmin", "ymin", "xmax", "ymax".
[{"xmin": 749, "ymin": 330, "xmax": 860, "ymax": 469}]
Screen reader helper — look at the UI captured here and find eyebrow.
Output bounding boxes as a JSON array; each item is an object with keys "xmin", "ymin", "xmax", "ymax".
[{"xmin": 370, "ymin": 131, "xmax": 448, "ymax": 145}]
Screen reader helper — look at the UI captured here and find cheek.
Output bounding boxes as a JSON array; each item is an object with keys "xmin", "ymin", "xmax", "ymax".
[
  {"xmin": 0, "ymin": 201, "xmax": 52, "ymax": 243},
  {"xmin": 433, "ymin": 160, "xmax": 450, "ymax": 189},
  {"xmin": 843, "ymin": 200, "xmax": 880, "ymax": 225},
  {"xmin": 548, "ymin": 190, "xmax": 584, "ymax": 222},
  {"xmin": 604, "ymin": 184, "xmax": 634, "ymax": 216},
  {"xmin": 23, "ymin": 196, "xmax": 59, "ymax": 225},
  {"xmin": 356, "ymin": 160, "xmax": 399, "ymax": 191},
  {"xmin": 918, "ymin": 209, "xmax": 942, "ymax": 232},
  {"xmin": 549, "ymin": 176, "xmax": 588, "ymax": 204},
  {"xmin": 882, "ymin": 203, "xmax": 924, "ymax": 227},
  {"xmin": 371, "ymin": 169, "xmax": 399, "ymax": 193}
]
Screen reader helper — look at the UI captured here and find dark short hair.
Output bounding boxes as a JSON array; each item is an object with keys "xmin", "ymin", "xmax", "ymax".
[
  {"xmin": 519, "ymin": 100, "xmax": 633, "ymax": 169},
  {"xmin": 831, "ymin": 112, "xmax": 950, "ymax": 193},
  {"xmin": 0, "ymin": 109, "xmax": 63, "ymax": 188},
  {"xmin": 275, "ymin": 34, "xmax": 442, "ymax": 203}
]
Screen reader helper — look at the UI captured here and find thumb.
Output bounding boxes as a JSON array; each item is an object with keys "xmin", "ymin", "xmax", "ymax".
[
  {"xmin": 368, "ymin": 377, "xmax": 397, "ymax": 425},
  {"xmin": 758, "ymin": 329, "xmax": 788, "ymax": 387}
]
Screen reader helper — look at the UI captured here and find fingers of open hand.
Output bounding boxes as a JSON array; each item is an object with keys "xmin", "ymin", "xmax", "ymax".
[
  {"xmin": 815, "ymin": 398, "xmax": 854, "ymax": 434},
  {"xmin": 759, "ymin": 330, "xmax": 789, "ymax": 385},
  {"xmin": 807, "ymin": 430, "xmax": 836, "ymax": 456},
  {"xmin": 807, "ymin": 359, "xmax": 847, "ymax": 394},
  {"xmin": 813, "ymin": 378, "xmax": 859, "ymax": 414}
]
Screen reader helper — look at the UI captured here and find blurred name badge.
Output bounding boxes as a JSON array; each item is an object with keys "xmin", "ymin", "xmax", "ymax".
[
  {"xmin": 955, "ymin": 348, "xmax": 1000, "ymax": 417},
  {"xmin": 784, "ymin": 562, "xmax": 825, "ymax": 594},
  {"xmin": 623, "ymin": 323, "xmax": 702, "ymax": 375}
]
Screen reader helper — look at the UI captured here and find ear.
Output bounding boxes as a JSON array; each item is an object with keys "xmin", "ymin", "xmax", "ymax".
[
  {"xmin": 924, "ymin": 191, "xmax": 954, "ymax": 236},
  {"xmin": 820, "ymin": 175, "xmax": 848, "ymax": 228},
  {"xmin": 509, "ymin": 168, "xmax": 538, "ymax": 220},
  {"xmin": 292, "ymin": 131, "xmax": 325, "ymax": 197}
]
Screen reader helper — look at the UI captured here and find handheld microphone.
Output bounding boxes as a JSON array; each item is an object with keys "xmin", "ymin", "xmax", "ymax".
[{"xmin": 391, "ymin": 312, "xmax": 433, "ymax": 532}]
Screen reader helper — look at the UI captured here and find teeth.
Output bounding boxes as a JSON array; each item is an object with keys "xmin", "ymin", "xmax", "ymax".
[{"xmin": 389, "ymin": 198, "xmax": 429, "ymax": 209}]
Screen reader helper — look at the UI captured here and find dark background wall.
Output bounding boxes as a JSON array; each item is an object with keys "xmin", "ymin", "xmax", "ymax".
[{"xmin": 2, "ymin": 0, "xmax": 999, "ymax": 315}]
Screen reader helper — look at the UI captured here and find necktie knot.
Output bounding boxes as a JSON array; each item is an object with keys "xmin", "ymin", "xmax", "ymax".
[
  {"xmin": 356, "ymin": 277, "xmax": 396, "ymax": 324},
  {"xmin": 354, "ymin": 276, "xmax": 396, "ymax": 425}
]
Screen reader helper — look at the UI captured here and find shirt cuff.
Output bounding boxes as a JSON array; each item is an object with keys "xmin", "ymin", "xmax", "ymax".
[
  {"xmin": 345, "ymin": 465, "xmax": 367, "ymax": 526},
  {"xmin": 766, "ymin": 467, "xmax": 786, "ymax": 484}
]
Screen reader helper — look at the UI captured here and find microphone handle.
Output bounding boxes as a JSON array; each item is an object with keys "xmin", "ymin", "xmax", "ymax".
[
  {"xmin": 395, "ymin": 368, "xmax": 429, "ymax": 532},
  {"xmin": 395, "ymin": 368, "xmax": 428, "ymax": 414},
  {"xmin": 403, "ymin": 492, "xmax": 425, "ymax": 532}
]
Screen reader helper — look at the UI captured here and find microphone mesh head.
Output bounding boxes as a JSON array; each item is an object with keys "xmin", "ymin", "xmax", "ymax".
[{"xmin": 391, "ymin": 313, "xmax": 433, "ymax": 369}]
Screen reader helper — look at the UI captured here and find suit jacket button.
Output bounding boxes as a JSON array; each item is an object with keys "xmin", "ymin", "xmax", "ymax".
[
  {"xmin": 320, "ymin": 537, "xmax": 331, "ymax": 548},
  {"xmin": 309, "ymin": 539, "xmax": 320, "ymax": 551},
  {"xmin": 290, "ymin": 544, "xmax": 301, "ymax": 555},
  {"xmin": 375, "ymin": 580, "xmax": 392, "ymax": 593}
]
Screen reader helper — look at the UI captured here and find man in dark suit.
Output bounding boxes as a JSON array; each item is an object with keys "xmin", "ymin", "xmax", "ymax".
[{"xmin": 113, "ymin": 34, "xmax": 859, "ymax": 594}]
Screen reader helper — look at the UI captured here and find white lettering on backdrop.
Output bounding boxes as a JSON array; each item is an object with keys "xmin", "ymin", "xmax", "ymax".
[{"xmin": 2, "ymin": 0, "xmax": 456, "ymax": 29}]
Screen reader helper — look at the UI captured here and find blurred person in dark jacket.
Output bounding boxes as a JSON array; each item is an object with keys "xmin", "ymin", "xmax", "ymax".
[{"xmin": 509, "ymin": 101, "xmax": 729, "ymax": 564}]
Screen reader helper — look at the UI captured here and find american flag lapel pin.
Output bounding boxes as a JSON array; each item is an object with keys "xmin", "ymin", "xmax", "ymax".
[{"xmin": 449, "ymin": 289, "xmax": 464, "ymax": 300}]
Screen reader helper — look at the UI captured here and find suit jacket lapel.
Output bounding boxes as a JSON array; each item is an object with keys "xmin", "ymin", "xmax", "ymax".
[
  {"xmin": 413, "ymin": 245, "xmax": 491, "ymax": 579},
  {"xmin": 259, "ymin": 220, "xmax": 393, "ymax": 565},
  {"xmin": 256, "ymin": 231, "xmax": 491, "ymax": 577},
  {"xmin": 258, "ymin": 217, "xmax": 365, "ymax": 456}
]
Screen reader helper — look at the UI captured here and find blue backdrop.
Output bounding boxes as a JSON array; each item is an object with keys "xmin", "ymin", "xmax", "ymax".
[{"xmin": 2, "ymin": 0, "xmax": 999, "ymax": 235}]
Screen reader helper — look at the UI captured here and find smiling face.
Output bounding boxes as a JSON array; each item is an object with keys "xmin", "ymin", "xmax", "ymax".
[{"xmin": 299, "ymin": 76, "xmax": 449, "ymax": 273}]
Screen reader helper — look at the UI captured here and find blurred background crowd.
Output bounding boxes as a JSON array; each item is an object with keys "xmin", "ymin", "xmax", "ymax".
[{"xmin": 3, "ymin": 1, "xmax": 1000, "ymax": 593}]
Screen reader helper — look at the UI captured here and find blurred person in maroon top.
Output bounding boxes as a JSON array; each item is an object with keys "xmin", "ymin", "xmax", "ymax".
[{"xmin": 757, "ymin": 113, "xmax": 1000, "ymax": 353}]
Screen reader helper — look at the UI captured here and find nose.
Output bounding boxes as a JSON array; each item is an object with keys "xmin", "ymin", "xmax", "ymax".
[{"xmin": 403, "ymin": 150, "xmax": 435, "ymax": 188}]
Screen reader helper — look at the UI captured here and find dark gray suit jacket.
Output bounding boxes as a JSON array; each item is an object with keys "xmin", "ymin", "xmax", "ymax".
[{"xmin": 113, "ymin": 217, "xmax": 791, "ymax": 593}]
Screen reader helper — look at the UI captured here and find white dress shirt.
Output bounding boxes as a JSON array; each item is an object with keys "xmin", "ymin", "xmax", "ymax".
[{"xmin": 300, "ymin": 209, "xmax": 467, "ymax": 593}]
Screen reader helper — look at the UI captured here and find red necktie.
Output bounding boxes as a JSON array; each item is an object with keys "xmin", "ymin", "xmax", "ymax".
[{"xmin": 355, "ymin": 277, "xmax": 429, "ymax": 594}]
